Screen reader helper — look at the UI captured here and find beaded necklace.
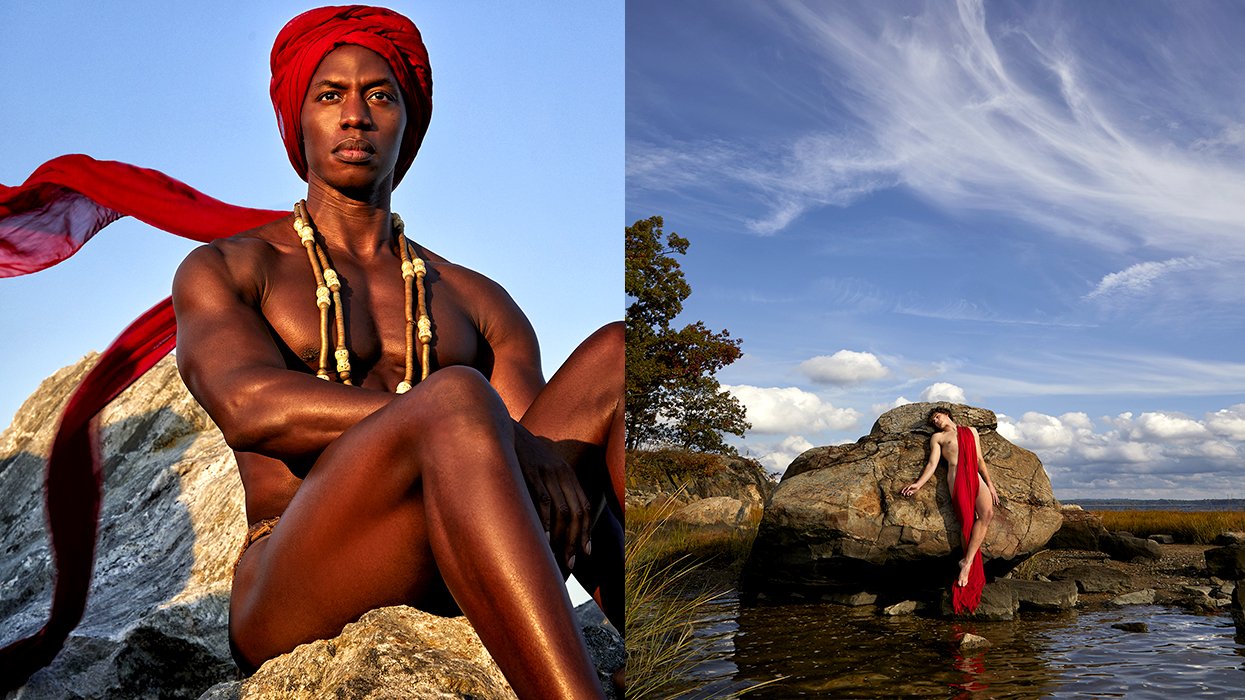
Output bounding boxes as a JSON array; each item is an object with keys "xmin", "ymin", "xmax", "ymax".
[{"xmin": 292, "ymin": 200, "xmax": 432, "ymax": 393}]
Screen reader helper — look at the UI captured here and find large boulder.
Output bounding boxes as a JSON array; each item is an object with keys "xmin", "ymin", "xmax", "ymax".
[
  {"xmin": 1, "ymin": 356, "xmax": 621, "ymax": 698},
  {"xmin": 741, "ymin": 403, "xmax": 1061, "ymax": 598}
]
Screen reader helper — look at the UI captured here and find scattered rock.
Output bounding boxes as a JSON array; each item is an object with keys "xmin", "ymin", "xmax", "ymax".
[
  {"xmin": 1219, "ymin": 581, "xmax": 1236, "ymax": 598},
  {"xmin": 822, "ymin": 591, "xmax": 877, "ymax": 606},
  {"xmin": 940, "ymin": 580, "xmax": 1020, "ymax": 621},
  {"xmin": 1008, "ymin": 579, "xmax": 1078, "ymax": 611},
  {"xmin": 742, "ymin": 402, "xmax": 1061, "ymax": 598},
  {"xmin": 666, "ymin": 496, "xmax": 747, "ymax": 529},
  {"xmin": 1098, "ymin": 531, "xmax": 1162, "ymax": 562},
  {"xmin": 1205, "ymin": 544, "xmax": 1245, "ymax": 579},
  {"xmin": 958, "ymin": 633, "xmax": 991, "ymax": 649},
  {"xmin": 1049, "ymin": 506, "xmax": 1108, "ymax": 551},
  {"xmin": 881, "ymin": 600, "xmax": 918, "ymax": 616},
  {"xmin": 1049, "ymin": 565, "xmax": 1134, "ymax": 594},
  {"xmin": 1111, "ymin": 622, "xmax": 1149, "ymax": 633},
  {"xmin": 1110, "ymin": 589, "xmax": 1156, "ymax": 606},
  {"xmin": 1231, "ymin": 584, "xmax": 1245, "ymax": 638},
  {"xmin": 1147, "ymin": 534, "xmax": 1175, "ymax": 545}
]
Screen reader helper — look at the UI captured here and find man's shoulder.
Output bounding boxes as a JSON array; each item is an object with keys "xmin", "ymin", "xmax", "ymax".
[{"xmin": 174, "ymin": 221, "xmax": 287, "ymax": 303}]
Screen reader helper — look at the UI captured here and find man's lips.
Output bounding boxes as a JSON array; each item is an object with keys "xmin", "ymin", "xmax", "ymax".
[{"xmin": 333, "ymin": 138, "xmax": 376, "ymax": 162}]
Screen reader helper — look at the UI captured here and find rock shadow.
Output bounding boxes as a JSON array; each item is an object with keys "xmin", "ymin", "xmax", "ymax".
[{"xmin": 0, "ymin": 406, "xmax": 237, "ymax": 698}]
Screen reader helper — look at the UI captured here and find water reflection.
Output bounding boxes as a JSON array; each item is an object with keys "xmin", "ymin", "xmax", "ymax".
[{"xmin": 684, "ymin": 593, "xmax": 1244, "ymax": 698}]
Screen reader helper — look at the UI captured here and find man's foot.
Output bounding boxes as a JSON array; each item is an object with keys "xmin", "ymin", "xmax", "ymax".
[{"xmin": 956, "ymin": 558, "xmax": 971, "ymax": 587}]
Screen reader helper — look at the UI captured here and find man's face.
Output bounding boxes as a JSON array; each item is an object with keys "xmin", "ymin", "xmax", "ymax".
[
  {"xmin": 300, "ymin": 44, "xmax": 407, "ymax": 191},
  {"xmin": 931, "ymin": 412, "xmax": 951, "ymax": 430}
]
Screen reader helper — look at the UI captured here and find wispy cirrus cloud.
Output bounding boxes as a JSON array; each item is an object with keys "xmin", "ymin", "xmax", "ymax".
[
  {"xmin": 634, "ymin": 0, "xmax": 1245, "ymax": 266},
  {"xmin": 1085, "ymin": 257, "xmax": 1211, "ymax": 301}
]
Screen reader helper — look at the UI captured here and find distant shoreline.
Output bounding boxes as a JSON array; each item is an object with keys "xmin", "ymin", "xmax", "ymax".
[{"xmin": 1061, "ymin": 498, "xmax": 1245, "ymax": 512}]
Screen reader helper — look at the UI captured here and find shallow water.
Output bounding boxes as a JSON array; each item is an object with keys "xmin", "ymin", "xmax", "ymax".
[{"xmin": 679, "ymin": 593, "xmax": 1245, "ymax": 698}]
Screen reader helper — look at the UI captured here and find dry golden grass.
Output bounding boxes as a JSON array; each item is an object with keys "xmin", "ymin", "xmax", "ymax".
[{"xmin": 1093, "ymin": 510, "xmax": 1245, "ymax": 544}]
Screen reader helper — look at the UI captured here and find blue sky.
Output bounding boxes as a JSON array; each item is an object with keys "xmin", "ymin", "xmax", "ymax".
[
  {"xmin": 627, "ymin": 0, "xmax": 1245, "ymax": 499},
  {"xmin": 0, "ymin": 2, "xmax": 621, "ymax": 425}
]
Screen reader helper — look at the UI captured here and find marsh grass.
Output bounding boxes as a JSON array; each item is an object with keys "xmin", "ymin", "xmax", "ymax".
[
  {"xmin": 1093, "ymin": 510, "xmax": 1245, "ymax": 544},
  {"xmin": 626, "ymin": 500, "xmax": 773, "ymax": 698}
]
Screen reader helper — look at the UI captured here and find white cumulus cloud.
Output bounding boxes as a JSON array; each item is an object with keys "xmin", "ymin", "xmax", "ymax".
[
  {"xmin": 800, "ymin": 350, "xmax": 891, "ymax": 385},
  {"xmin": 919, "ymin": 382, "xmax": 966, "ymax": 403},
  {"xmin": 723, "ymin": 384, "xmax": 860, "ymax": 434}
]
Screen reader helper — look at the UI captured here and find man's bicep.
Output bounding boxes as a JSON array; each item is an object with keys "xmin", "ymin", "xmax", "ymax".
[{"xmin": 172, "ymin": 246, "xmax": 286, "ymax": 411}]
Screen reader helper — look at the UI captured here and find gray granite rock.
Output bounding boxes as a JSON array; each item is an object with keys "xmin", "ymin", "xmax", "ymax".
[{"xmin": 2, "ymin": 356, "xmax": 621, "ymax": 699}]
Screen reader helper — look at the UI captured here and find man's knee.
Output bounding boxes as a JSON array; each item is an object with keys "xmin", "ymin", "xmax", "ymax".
[
  {"xmin": 978, "ymin": 503, "xmax": 994, "ymax": 524},
  {"xmin": 402, "ymin": 366, "xmax": 509, "ymax": 448},
  {"xmin": 578, "ymin": 322, "xmax": 624, "ymax": 372}
]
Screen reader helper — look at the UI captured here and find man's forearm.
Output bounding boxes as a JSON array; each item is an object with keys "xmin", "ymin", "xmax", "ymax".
[{"xmin": 205, "ymin": 367, "xmax": 396, "ymax": 460}]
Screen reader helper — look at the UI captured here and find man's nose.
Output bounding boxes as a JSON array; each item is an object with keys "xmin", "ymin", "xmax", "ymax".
[{"xmin": 340, "ymin": 94, "xmax": 373, "ymax": 129}]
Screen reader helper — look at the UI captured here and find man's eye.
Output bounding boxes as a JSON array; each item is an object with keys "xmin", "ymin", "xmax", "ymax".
[
  {"xmin": 369, "ymin": 91, "xmax": 395, "ymax": 102},
  {"xmin": 317, "ymin": 91, "xmax": 340, "ymax": 101}
]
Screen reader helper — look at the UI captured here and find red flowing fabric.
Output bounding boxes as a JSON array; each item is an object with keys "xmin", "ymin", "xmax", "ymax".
[
  {"xmin": 0, "ymin": 6, "xmax": 432, "ymax": 689},
  {"xmin": 951, "ymin": 426, "xmax": 985, "ymax": 613},
  {"xmin": 0, "ymin": 157, "xmax": 284, "ymax": 689}
]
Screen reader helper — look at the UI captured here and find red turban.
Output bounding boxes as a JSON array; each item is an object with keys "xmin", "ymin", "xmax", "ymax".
[{"xmin": 270, "ymin": 5, "xmax": 433, "ymax": 187}]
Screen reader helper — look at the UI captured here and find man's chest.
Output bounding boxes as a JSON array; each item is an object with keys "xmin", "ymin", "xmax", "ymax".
[{"xmin": 258, "ymin": 256, "xmax": 482, "ymax": 389}]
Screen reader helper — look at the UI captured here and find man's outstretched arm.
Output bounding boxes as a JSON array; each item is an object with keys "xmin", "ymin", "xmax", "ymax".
[{"xmin": 172, "ymin": 243, "xmax": 394, "ymax": 461}]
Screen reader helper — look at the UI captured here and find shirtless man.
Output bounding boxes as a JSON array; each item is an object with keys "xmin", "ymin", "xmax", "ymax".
[
  {"xmin": 901, "ymin": 407, "xmax": 998, "ymax": 588},
  {"xmin": 167, "ymin": 9, "xmax": 620, "ymax": 699}
]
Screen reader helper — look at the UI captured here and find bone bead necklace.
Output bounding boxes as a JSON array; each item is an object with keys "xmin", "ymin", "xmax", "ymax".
[{"xmin": 292, "ymin": 200, "xmax": 432, "ymax": 393}]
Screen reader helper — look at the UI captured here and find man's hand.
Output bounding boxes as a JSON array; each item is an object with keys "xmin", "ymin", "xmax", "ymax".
[
  {"xmin": 901, "ymin": 482, "xmax": 922, "ymax": 497},
  {"xmin": 512, "ymin": 422, "xmax": 590, "ymax": 571},
  {"xmin": 989, "ymin": 483, "xmax": 1000, "ymax": 506}
]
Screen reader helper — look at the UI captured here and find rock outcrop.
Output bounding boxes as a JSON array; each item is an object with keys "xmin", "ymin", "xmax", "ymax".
[
  {"xmin": 1047, "ymin": 505, "xmax": 1108, "ymax": 550},
  {"xmin": 626, "ymin": 449, "xmax": 773, "ymax": 526},
  {"xmin": 741, "ymin": 403, "xmax": 1061, "ymax": 599},
  {"xmin": 0, "ymin": 356, "xmax": 621, "ymax": 699}
]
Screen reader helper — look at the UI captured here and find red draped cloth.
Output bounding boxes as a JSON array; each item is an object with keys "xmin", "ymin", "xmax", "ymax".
[
  {"xmin": 0, "ymin": 7, "xmax": 433, "ymax": 689},
  {"xmin": 951, "ymin": 425, "xmax": 985, "ymax": 613}
]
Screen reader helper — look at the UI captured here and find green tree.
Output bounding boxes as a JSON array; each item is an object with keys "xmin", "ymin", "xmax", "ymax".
[{"xmin": 625, "ymin": 216, "xmax": 748, "ymax": 452}]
